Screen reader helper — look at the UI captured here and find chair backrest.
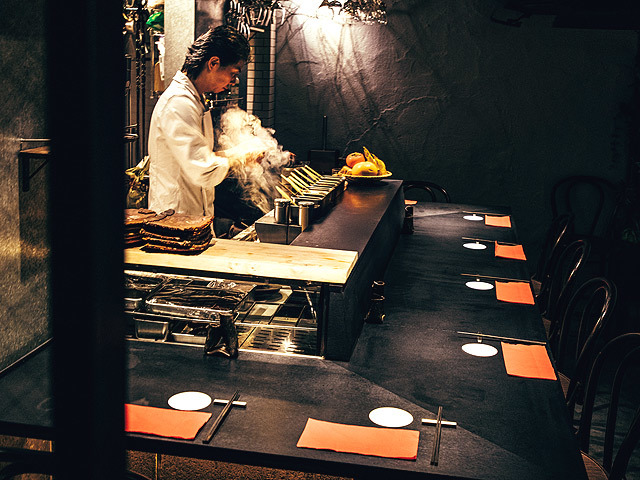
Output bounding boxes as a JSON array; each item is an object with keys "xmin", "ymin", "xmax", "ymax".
[
  {"xmin": 402, "ymin": 180, "xmax": 451, "ymax": 203},
  {"xmin": 576, "ymin": 333, "xmax": 640, "ymax": 480},
  {"xmin": 554, "ymin": 277, "xmax": 617, "ymax": 412},
  {"xmin": 538, "ymin": 239, "xmax": 590, "ymax": 319},
  {"xmin": 533, "ymin": 213, "xmax": 574, "ymax": 284},
  {"xmin": 550, "ymin": 175, "xmax": 618, "ymax": 239}
]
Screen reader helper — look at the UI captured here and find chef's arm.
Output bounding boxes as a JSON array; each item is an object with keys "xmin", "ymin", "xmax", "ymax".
[
  {"xmin": 218, "ymin": 138, "xmax": 266, "ymax": 166},
  {"xmin": 162, "ymin": 104, "xmax": 230, "ymax": 188}
]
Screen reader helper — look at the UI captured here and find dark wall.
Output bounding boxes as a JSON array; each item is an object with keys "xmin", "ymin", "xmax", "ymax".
[
  {"xmin": 0, "ymin": 0, "xmax": 51, "ymax": 370},
  {"xmin": 273, "ymin": 0, "xmax": 637, "ymax": 267}
]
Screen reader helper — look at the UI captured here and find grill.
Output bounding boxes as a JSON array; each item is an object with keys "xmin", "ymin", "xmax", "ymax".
[{"xmin": 125, "ymin": 270, "xmax": 321, "ymax": 357}]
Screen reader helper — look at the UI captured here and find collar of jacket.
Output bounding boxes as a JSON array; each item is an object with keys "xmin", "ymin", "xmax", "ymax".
[{"xmin": 172, "ymin": 71, "xmax": 207, "ymax": 112}]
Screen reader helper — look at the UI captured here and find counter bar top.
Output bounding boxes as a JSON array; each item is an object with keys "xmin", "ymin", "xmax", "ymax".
[
  {"xmin": 124, "ymin": 239, "xmax": 358, "ymax": 286},
  {"xmin": 0, "ymin": 200, "xmax": 587, "ymax": 479}
]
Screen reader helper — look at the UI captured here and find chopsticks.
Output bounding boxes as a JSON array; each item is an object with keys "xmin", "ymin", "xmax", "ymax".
[
  {"xmin": 461, "ymin": 273, "xmax": 528, "ymax": 283},
  {"xmin": 202, "ymin": 390, "xmax": 240, "ymax": 444},
  {"xmin": 430, "ymin": 406, "xmax": 443, "ymax": 466},
  {"xmin": 457, "ymin": 331, "xmax": 547, "ymax": 346},
  {"xmin": 461, "ymin": 237, "xmax": 518, "ymax": 246},
  {"xmin": 462, "ymin": 210, "xmax": 508, "ymax": 216}
]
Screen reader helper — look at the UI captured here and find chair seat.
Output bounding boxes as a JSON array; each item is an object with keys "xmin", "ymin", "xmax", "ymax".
[{"xmin": 582, "ymin": 452, "xmax": 608, "ymax": 479}]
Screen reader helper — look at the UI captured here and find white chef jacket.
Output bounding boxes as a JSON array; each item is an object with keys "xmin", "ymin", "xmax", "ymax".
[{"xmin": 148, "ymin": 71, "xmax": 230, "ymax": 218}]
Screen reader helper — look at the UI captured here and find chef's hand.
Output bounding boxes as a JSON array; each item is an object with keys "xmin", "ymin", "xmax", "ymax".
[{"xmin": 221, "ymin": 140, "xmax": 266, "ymax": 166}]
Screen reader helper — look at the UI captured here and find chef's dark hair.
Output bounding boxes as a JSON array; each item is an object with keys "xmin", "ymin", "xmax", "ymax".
[{"xmin": 181, "ymin": 25, "xmax": 250, "ymax": 79}]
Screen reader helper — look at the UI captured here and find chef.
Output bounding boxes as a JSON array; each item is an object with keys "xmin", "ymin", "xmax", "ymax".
[{"xmin": 148, "ymin": 25, "xmax": 263, "ymax": 227}]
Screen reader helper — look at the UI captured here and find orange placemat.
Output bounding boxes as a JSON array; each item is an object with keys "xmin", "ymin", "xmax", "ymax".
[
  {"xmin": 501, "ymin": 342, "xmax": 557, "ymax": 380},
  {"xmin": 485, "ymin": 215, "xmax": 512, "ymax": 228},
  {"xmin": 125, "ymin": 404, "xmax": 212, "ymax": 439},
  {"xmin": 296, "ymin": 418, "xmax": 419, "ymax": 460},
  {"xmin": 494, "ymin": 242, "xmax": 527, "ymax": 261},
  {"xmin": 495, "ymin": 281, "xmax": 535, "ymax": 305}
]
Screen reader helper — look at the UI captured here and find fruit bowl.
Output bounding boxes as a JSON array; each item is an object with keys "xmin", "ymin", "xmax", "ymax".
[{"xmin": 343, "ymin": 171, "xmax": 393, "ymax": 184}]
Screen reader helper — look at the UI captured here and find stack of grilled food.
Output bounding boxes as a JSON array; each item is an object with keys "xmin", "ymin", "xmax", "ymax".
[
  {"xmin": 124, "ymin": 208, "xmax": 213, "ymax": 254},
  {"xmin": 124, "ymin": 208, "xmax": 157, "ymax": 247}
]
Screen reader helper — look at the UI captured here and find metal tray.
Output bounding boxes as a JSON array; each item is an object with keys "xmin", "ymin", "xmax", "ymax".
[
  {"xmin": 145, "ymin": 277, "xmax": 255, "ymax": 320},
  {"xmin": 124, "ymin": 271, "xmax": 168, "ymax": 311}
]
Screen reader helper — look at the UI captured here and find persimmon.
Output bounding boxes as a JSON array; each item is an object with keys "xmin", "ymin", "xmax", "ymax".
[{"xmin": 346, "ymin": 152, "xmax": 365, "ymax": 168}]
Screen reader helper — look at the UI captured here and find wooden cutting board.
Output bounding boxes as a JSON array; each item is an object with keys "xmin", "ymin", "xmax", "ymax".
[{"xmin": 124, "ymin": 238, "xmax": 358, "ymax": 285}]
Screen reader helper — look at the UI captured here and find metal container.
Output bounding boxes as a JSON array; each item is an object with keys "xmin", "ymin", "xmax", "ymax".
[
  {"xmin": 298, "ymin": 201, "xmax": 314, "ymax": 230},
  {"xmin": 274, "ymin": 198, "xmax": 290, "ymax": 224},
  {"xmin": 134, "ymin": 318, "xmax": 169, "ymax": 341}
]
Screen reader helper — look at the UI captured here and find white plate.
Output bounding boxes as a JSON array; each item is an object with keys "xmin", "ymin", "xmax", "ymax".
[
  {"xmin": 465, "ymin": 280, "xmax": 494, "ymax": 290},
  {"xmin": 168, "ymin": 391, "xmax": 212, "ymax": 411},
  {"xmin": 369, "ymin": 407, "xmax": 413, "ymax": 428},
  {"xmin": 462, "ymin": 343, "xmax": 498, "ymax": 357},
  {"xmin": 463, "ymin": 214, "xmax": 483, "ymax": 221},
  {"xmin": 463, "ymin": 242, "xmax": 487, "ymax": 250}
]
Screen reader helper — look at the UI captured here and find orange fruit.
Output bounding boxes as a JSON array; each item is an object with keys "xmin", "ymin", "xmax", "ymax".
[
  {"xmin": 351, "ymin": 161, "xmax": 378, "ymax": 176},
  {"xmin": 346, "ymin": 152, "xmax": 365, "ymax": 168}
]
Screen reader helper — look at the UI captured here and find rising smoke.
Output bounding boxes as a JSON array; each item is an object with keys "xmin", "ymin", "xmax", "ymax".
[{"xmin": 216, "ymin": 107, "xmax": 292, "ymax": 213}]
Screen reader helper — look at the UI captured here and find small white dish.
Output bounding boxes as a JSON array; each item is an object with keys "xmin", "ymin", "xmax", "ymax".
[
  {"xmin": 465, "ymin": 280, "xmax": 494, "ymax": 290},
  {"xmin": 463, "ymin": 242, "xmax": 487, "ymax": 250},
  {"xmin": 168, "ymin": 391, "xmax": 212, "ymax": 411},
  {"xmin": 369, "ymin": 407, "xmax": 414, "ymax": 428},
  {"xmin": 462, "ymin": 343, "xmax": 498, "ymax": 357}
]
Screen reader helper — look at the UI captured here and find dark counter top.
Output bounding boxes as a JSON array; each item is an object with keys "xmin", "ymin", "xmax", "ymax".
[
  {"xmin": 291, "ymin": 179, "xmax": 403, "ymax": 256},
  {"xmin": 0, "ymin": 201, "xmax": 587, "ymax": 479}
]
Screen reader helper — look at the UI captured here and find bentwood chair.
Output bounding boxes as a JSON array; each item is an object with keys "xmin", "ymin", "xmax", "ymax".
[
  {"xmin": 538, "ymin": 239, "xmax": 591, "ymax": 325},
  {"xmin": 551, "ymin": 176, "xmax": 618, "ymax": 239},
  {"xmin": 551, "ymin": 277, "xmax": 617, "ymax": 410},
  {"xmin": 550, "ymin": 175, "xmax": 619, "ymax": 276},
  {"xmin": 530, "ymin": 213, "xmax": 574, "ymax": 296},
  {"xmin": 402, "ymin": 180, "xmax": 451, "ymax": 203},
  {"xmin": 575, "ymin": 333, "xmax": 640, "ymax": 480}
]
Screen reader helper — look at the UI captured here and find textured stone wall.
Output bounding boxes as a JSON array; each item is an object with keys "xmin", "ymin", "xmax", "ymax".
[
  {"xmin": 273, "ymin": 0, "xmax": 637, "ymax": 265},
  {"xmin": 0, "ymin": 0, "xmax": 51, "ymax": 371}
]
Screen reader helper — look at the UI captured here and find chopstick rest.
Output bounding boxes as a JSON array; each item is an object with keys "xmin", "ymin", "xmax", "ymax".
[
  {"xmin": 422, "ymin": 418, "xmax": 457, "ymax": 428},
  {"xmin": 202, "ymin": 390, "xmax": 241, "ymax": 444}
]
